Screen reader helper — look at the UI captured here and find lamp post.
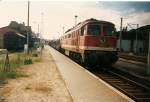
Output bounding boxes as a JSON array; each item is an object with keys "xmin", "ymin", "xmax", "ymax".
[
  {"xmin": 40, "ymin": 12, "xmax": 44, "ymax": 44},
  {"xmin": 75, "ymin": 15, "xmax": 78, "ymax": 26},
  {"xmin": 119, "ymin": 17, "xmax": 123, "ymax": 51},
  {"xmin": 135, "ymin": 24, "xmax": 139, "ymax": 53}
]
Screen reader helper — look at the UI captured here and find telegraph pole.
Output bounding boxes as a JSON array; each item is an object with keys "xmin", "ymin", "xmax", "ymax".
[
  {"xmin": 27, "ymin": 0, "xmax": 30, "ymax": 53},
  {"xmin": 135, "ymin": 24, "xmax": 139, "ymax": 53},
  {"xmin": 119, "ymin": 17, "xmax": 123, "ymax": 51},
  {"xmin": 147, "ymin": 31, "xmax": 150, "ymax": 75},
  {"xmin": 40, "ymin": 12, "xmax": 44, "ymax": 44}
]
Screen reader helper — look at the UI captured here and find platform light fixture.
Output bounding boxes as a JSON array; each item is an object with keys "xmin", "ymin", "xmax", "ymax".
[{"xmin": 75, "ymin": 15, "xmax": 78, "ymax": 26}]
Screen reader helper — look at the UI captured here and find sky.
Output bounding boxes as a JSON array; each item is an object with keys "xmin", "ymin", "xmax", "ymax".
[{"xmin": 0, "ymin": 0, "xmax": 150, "ymax": 40}]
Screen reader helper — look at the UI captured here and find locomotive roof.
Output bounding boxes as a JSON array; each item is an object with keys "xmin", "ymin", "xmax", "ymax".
[
  {"xmin": 83, "ymin": 18, "xmax": 114, "ymax": 25},
  {"xmin": 65, "ymin": 18, "xmax": 114, "ymax": 34}
]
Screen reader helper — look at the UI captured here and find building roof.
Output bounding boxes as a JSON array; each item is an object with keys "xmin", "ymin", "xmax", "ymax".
[
  {"xmin": 0, "ymin": 26, "xmax": 15, "ymax": 35},
  {"xmin": 0, "ymin": 26, "xmax": 25, "ymax": 38}
]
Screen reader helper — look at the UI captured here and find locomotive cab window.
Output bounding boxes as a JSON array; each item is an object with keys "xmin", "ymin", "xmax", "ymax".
[
  {"xmin": 87, "ymin": 25, "xmax": 101, "ymax": 35},
  {"xmin": 103, "ymin": 25, "xmax": 115, "ymax": 36}
]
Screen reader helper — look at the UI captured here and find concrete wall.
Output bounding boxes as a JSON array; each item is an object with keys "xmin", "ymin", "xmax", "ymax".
[
  {"xmin": 133, "ymin": 40, "xmax": 144, "ymax": 53},
  {"xmin": 117, "ymin": 40, "xmax": 131, "ymax": 52},
  {"xmin": 117, "ymin": 39, "xmax": 144, "ymax": 53}
]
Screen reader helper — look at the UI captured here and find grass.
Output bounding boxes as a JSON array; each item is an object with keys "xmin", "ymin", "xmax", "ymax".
[
  {"xmin": 34, "ymin": 58, "xmax": 41, "ymax": 62},
  {"xmin": 0, "ymin": 71, "xmax": 27, "ymax": 79},
  {"xmin": 0, "ymin": 47, "xmax": 41, "ymax": 84},
  {"xmin": 0, "ymin": 65, "xmax": 28, "ymax": 85}
]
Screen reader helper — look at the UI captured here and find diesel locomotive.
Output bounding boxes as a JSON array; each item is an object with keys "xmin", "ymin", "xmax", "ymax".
[{"xmin": 51, "ymin": 18, "xmax": 118, "ymax": 68}]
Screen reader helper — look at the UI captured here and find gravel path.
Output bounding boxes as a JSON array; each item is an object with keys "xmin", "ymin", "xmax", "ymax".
[{"xmin": 1, "ymin": 49, "xmax": 73, "ymax": 102}]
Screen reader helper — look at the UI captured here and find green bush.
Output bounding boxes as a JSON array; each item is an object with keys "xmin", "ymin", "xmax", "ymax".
[
  {"xmin": 24, "ymin": 59, "xmax": 33, "ymax": 65},
  {"xmin": 0, "ymin": 71, "xmax": 26, "ymax": 79},
  {"xmin": 0, "ymin": 55, "xmax": 5, "ymax": 71}
]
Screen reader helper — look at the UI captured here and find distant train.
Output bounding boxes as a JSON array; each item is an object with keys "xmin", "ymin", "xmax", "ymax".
[{"xmin": 50, "ymin": 18, "xmax": 118, "ymax": 68}]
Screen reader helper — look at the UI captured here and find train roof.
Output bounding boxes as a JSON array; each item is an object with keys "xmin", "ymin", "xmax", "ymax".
[
  {"xmin": 83, "ymin": 18, "xmax": 114, "ymax": 25},
  {"xmin": 65, "ymin": 18, "xmax": 115, "ymax": 34}
]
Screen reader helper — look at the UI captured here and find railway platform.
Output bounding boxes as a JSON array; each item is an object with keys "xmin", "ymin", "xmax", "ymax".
[{"xmin": 47, "ymin": 46, "xmax": 134, "ymax": 102}]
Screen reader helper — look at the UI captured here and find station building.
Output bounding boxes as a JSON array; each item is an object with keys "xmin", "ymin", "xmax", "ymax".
[{"xmin": 0, "ymin": 26, "xmax": 26, "ymax": 51}]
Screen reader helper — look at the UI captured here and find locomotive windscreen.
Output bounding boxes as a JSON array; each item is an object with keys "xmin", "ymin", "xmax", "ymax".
[
  {"xmin": 87, "ymin": 25, "xmax": 101, "ymax": 35},
  {"xmin": 103, "ymin": 25, "xmax": 115, "ymax": 36}
]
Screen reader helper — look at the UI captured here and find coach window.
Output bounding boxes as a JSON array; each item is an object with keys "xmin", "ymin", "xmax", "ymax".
[
  {"xmin": 78, "ymin": 30, "xmax": 80, "ymax": 36},
  {"xmin": 84, "ymin": 26, "xmax": 87, "ymax": 35},
  {"xmin": 74, "ymin": 31, "xmax": 76, "ymax": 37},
  {"xmin": 76, "ymin": 31, "xmax": 78, "ymax": 36},
  {"xmin": 73, "ymin": 32, "xmax": 75, "ymax": 37},
  {"xmin": 72, "ymin": 32, "xmax": 74, "ymax": 38},
  {"xmin": 78, "ymin": 29, "xmax": 80, "ymax": 36},
  {"xmin": 76, "ymin": 31, "xmax": 77, "ymax": 35},
  {"xmin": 77, "ymin": 30, "xmax": 79, "ymax": 36},
  {"xmin": 88, "ymin": 25, "xmax": 101, "ymax": 35},
  {"xmin": 71, "ymin": 33, "xmax": 72, "ymax": 38},
  {"xmin": 69, "ymin": 34, "xmax": 71, "ymax": 38},
  {"xmin": 71, "ymin": 33, "xmax": 73, "ymax": 38},
  {"xmin": 74, "ymin": 31, "xmax": 75, "ymax": 36},
  {"xmin": 81, "ymin": 27, "xmax": 84, "ymax": 36}
]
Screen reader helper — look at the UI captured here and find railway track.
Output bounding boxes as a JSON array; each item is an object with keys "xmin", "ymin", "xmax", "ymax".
[
  {"xmin": 119, "ymin": 53, "xmax": 147, "ymax": 63},
  {"xmin": 91, "ymin": 68, "xmax": 150, "ymax": 102}
]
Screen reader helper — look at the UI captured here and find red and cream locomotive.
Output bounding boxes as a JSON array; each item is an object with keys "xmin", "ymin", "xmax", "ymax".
[{"xmin": 59, "ymin": 18, "xmax": 118, "ymax": 67}]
